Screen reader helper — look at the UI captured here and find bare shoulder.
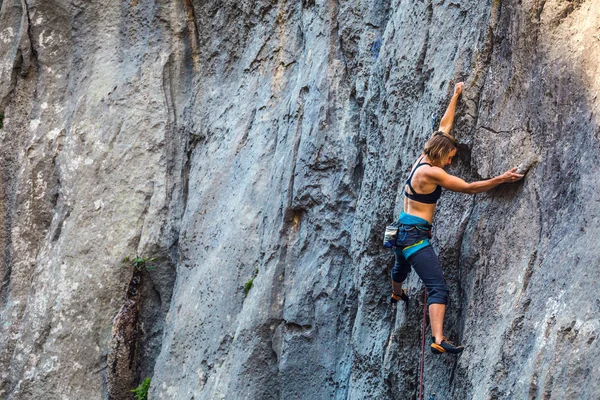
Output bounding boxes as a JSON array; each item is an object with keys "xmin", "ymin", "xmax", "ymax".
[{"xmin": 423, "ymin": 165, "xmax": 454, "ymax": 185}]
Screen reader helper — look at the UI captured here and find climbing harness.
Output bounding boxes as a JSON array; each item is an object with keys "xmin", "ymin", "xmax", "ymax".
[
  {"xmin": 402, "ymin": 239, "xmax": 425, "ymax": 252},
  {"xmin": 401, "ymin": 224, "xmax": 433, "ymax": 235},
  {"xmin": 383, "ymin": 223, "xmax": 432, "ymax": 249},
  {"xmin": 419, "ymin": 288, "xmax": 428, "ymax": 400}
]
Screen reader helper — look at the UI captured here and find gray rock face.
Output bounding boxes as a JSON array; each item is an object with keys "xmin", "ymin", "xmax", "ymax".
[
  {"xmin": 0, "ymin": 0, "xmax": 599, "ymax": 399},
  {"xmin": 107, "ymin": 268, "xmax": 142, "ymax": 400}
]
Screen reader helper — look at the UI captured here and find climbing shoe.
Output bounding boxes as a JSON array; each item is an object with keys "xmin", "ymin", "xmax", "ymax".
[
  {"xmin": 390, "ymin": 289, "xmax": 408, "ymax": 304},
  {"xmin": 430, "ymin": 336, "xmax": 464, "ymax": 354}
]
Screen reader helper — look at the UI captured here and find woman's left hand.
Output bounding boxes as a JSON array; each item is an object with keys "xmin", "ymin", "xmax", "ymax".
[{"xmin": 501, "ymin": 167, "xmax": 524, "ymax": 183}]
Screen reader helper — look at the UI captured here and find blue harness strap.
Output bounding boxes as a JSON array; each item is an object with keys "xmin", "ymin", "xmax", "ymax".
[{"xmin": 402, "ymin": 239, "xmax": 429, "ymax": 259}]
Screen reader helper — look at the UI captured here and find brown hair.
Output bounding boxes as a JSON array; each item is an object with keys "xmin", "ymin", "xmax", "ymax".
[{"xmin": 423, "ymin": 131, "xmax": 457, "ymax": 166}]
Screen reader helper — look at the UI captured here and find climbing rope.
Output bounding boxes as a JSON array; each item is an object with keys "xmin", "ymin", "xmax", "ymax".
[{"xmin": 419, "ymin": 288, "xmax": 428, "ymax": 400}]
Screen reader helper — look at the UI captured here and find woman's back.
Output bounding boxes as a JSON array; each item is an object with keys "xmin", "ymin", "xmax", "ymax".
[{"xmin": 403, "ymin": 154, "xmax": 446, "ymax": 223}]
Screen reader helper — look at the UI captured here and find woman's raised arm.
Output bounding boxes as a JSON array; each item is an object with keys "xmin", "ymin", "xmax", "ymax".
[{"xmin": 437, "ymin": 82, "xmax": 463, "ymax": 135}]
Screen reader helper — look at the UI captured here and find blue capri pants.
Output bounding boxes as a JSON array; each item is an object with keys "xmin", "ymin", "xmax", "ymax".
[{"xmin": 391, "ymin": 212, "xmax": 449, "ymax": 306}]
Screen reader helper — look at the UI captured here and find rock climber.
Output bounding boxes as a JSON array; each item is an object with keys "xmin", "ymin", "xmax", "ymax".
[{"xmin": 390, "ymin": 82, "xmax": 524, "ymax": 354}]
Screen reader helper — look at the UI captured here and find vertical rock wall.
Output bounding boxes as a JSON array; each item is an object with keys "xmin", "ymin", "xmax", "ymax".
[
  {"xmin": 0, "ymin": 1, "xmax": 187, "ymax": 398},
  {"xmin": 0, "ymin": 0, "xmax": 598, "ymax": 399}
]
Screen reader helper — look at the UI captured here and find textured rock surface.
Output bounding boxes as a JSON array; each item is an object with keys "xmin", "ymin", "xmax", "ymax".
[
  {"xmin": 107, "ymin": 268, "xmax": 142, "ymax": 400},
  {"xmin": 0, "ymin": 0, "xmax": 599, "ymax": 399}
]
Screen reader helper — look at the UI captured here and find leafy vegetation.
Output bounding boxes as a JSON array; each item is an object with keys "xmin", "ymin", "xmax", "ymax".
[
  {"xmin": 122, "ymin": 256, "xmax": 157, "ymax": 272},
  {"xmin": 244, "ymin": 278, "xmax": 254, "ymax": 294},
  {"xmin": 244, "ymin": 268, "xmax": 259, "ymax": 295},
  {"xmin": 131, "ymin": 377, "xmax": 151, "ymax": 400}
]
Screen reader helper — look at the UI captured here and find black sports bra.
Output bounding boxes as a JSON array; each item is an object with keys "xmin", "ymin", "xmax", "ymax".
[{"xmin": 405, "ymin": 157, "xmax": 442, "ymax": 204}]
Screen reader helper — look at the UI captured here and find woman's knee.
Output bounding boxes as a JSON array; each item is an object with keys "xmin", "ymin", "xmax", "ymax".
[
  {"xmin": 391, "ymin": 263, "xmax": 410, "ymax": 283},
  {"xmin": 391, "ymin": 251, "xmax": 410, "ymax": 282},
  {"xmin": 426, "ymin": 283, "xmax": 449, "ymax": 305}
]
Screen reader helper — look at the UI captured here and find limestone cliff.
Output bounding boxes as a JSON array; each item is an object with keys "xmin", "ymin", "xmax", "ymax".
[{"xmin": 0, "ymin": 0, "xmax": 599, "ymax": 399}]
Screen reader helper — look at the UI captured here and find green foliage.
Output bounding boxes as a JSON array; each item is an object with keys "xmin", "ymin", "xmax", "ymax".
[
  {"xmin": 243, "ymin": 278, "xmax": 254, "ymax": 295},
  {"xmin": 131, "ymin": 377, "xmax": 151, "ymax": 400},
  {"xmin": 243, "ymin": 268, "xmax": 259, "ymax": 295},
  {"xmin": 122, "ymin": 256, "xmax": 157, "ymax": 272},
  {"xmin": 0, "ymin": 113, "xmax": 4, "ymax": 129}
]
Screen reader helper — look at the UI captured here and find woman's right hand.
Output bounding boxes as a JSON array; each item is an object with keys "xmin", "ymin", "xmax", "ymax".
[
  {"xmin": 454, "ymin": 82, "xmax": 464, "ymax": 96},
  {"xmin": 501, "ymin": 167, "xmax": 524, "ymax": 183}
]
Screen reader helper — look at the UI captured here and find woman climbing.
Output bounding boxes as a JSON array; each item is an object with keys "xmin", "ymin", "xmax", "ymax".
[{"xmin": 391, "ymin": 82, "xmax": 524, "ymax": 354}]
